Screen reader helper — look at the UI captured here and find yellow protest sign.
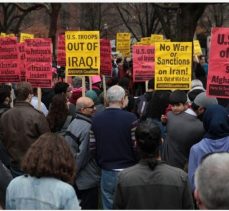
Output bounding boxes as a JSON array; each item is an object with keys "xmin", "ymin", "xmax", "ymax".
[
  {"xmin": 193, "ymin": 40, "xmax": 202, "ymax": 56},
  {"xmin": 150, "ymin": 34, "xmax": 164, "ymax": 44},
  {"xmin": 141, "ymin": 37, "xmax": 151, "ymax": 45},
  {"xmin": 155, "ymin": 42, "xmax": 192, "ymax": 90},
  {"xmin": 116, "ymin": 33, "xmax": 131, "ymax": 58},
  {"xmin": 20, "ymin": 33, "xmax": 34, "ymax": 43},
  {"xmin": 6, "ymin": 33, "xmax": 15, "ymax": 37},
  {"xmin": 65, "ymin": 31, "xmax": 100, "ymax": 76},
  {"xmin": 0, "ymin": 33, "xmax": 6, "ymax": 37},
  {"xmin": 163, "ymin": 39, "xmax": 171, "ymax": 42},
  {"xmin": 133, "ymin": 42, "xmax": 143, "ymax": 46}
]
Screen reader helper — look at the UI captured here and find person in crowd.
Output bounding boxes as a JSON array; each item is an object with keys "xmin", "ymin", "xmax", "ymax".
[
  {"xmin": 187, "ymin": 79, "xmax": 205, "ymax": 103},
  {"xmin": 86, "ymin": 90, "xmax": 98, "ymax": 105},
  {"xmin": 0, "ymin": 85, "xmax": 13, "ymax": 208},
  {"xmin": 0, "ymin": 159, "xmax": 12, "ymax": 209},
  {"xmin": 41, "ymin": 70, "xmax": 58, "ymax": 109},
  {"xmin": 191, "ymin": 91, "xmax": 218, "ymax": 121},
  {"xmin": 113, "ymin": 119, "xmax": 194, "ymax": 209},
  {"xmin": 46, "ymin": 94, "xmax": 73, "ymax": 133},
  {"xmin": 0, "ymin": 82, "xmax": 50, "ymax": 177},
  {"xmin": 198, "ymin": 55, "xmax": 208, "ymax": 75},
  {"xmin": 91, "ymin": 76, "xmax": 103, "ymax": 96},
  {"xmin": 217, "ymin": 97, "xmax": 229, "ymax": 108},
  {"xmin": 139, "ymin": 78, "xmax": 170, "ymax": 137},
  {"xmin": 0, "ymin": 85, "xmax": 12, "ymax": 168},
  {"xmin": 194, "ymin": 153, "xmax": 229, "ymax": 209},
  {"xmin": 188, "ymin": 104, "xmax": 229, "ymax": 191},
  {"xmin": 112, "ymin": 54, "xmax": 122, "ymax": 79},
  {"xmin": 86, "ymin": 90, "xmax": 105, "ymax": 114},
  {"xmin": 106, "ymin": 77, "xmax": 119, "ymax": 90},
  {"xmin": 42, "ymin": 80, "xmax": 72, "ymax": 111},
  {"xmin": 54, "ymin": 81, "xmax": 70, "ymax": 95},
  {"xmin": 90, "ymin": 85, "xmax": 138, "ymax": 209},
  {"xmin": 135, "ymin": 78, "xmax": 154, "ymax": 119},
  {"xmin": 193, "ymin": 62, "xmax": 207, "ymax": 89},
  {"xmin": 0, "ymin": 84, "xmax": 11, "ymax": 113},
  {"xmin": 54, "ymin": 81, "xmax": 72, "ymax": 103},
  {"xmin": 5, "ymin": 132, "xmax": 80, "ymax": 210},
  {"xmin": 31, "ymin": 88, "xmax": 48, "ymax": 116},
  {"xmin": 65, "ymin": 97, "xmax": 100, "ymax": 209},
  {"xmin": 161, "ymin": 90, "xmax": 205, "ymax": 170},
  {"xmin": 118, "ymin": 77, "xmax": 135, "ymax": 112},
  {"xmin": 68, "ymin": 77, "xmax": 83, "ymax": 116}
]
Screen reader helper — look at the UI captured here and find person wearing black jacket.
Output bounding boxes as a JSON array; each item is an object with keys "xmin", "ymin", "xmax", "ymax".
[{"xmin": 113, "ymin": 120, "xmax": 194, "ymax": 209}]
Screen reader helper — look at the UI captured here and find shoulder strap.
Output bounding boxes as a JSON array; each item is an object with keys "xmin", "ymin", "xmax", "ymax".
[
  {"xmin": 62, "ymin": 115, "xmax": 74, "ymax": 130},
  {"xmin": 75, "ymin": 114, "xmax": 92, "ymax": 124},
  {"xmin": 65, "ymin": 131, "xmax": 80, "ymax": 147}
]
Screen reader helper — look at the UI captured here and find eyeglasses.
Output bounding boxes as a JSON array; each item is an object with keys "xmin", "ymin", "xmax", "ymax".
[{"xmin": 84, "ymin": 104, "xmax": 95, "ymax": 109}]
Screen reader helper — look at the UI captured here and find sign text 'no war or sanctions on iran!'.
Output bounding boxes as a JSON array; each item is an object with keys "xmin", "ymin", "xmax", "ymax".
[{"xmin": 155, "ymin": 42, "xmax": 192, "ymax": 90}]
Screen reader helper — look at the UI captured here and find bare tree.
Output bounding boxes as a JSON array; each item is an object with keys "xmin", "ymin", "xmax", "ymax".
[
  {"xmin": 0, "ymin": 3, "xmax": 44, "ymax": 34},
  {"xmin": 115, "ymin": 3, "xmax": 162, "ymax": 41},
  {"xmin": 198, "ymin": 3, "xmax": 229, "ymax": 35},
  {"xmin": 43, "ymin": 3, "xmax": 62, "ymax": 61},
  {"xmin": 114, "ymin": 3, "xmax": 207, "ymax": 41},
  {"xmin": 154, "ymin": 3, "xmax": 208, "ymax": 41}
]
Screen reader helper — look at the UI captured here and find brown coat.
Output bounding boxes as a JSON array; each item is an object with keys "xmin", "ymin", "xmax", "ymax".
[{"xmin": 0, "ymin": 101, "xmax": 50, "ymax": 169}]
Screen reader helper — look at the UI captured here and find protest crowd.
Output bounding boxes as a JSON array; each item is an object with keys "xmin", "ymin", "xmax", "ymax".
[{"xmin": 0, "ymin": 29, "xmax": 228, "ymax": 210}]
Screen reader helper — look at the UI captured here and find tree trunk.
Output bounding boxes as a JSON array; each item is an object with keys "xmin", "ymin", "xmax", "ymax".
[
  {"xmin": 176, "ymin": 4, "xmax": 207, "ymax": 41},
  {"xmin": 48, "ymin": 3, "xmax": 61, "ymax": 63}
]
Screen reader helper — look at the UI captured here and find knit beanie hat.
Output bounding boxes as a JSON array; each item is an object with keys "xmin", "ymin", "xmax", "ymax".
[
  {"xmin": 86, "ymin": 90, "xmax": 98, "ymax": 104},
  {"xmin": 194, "ymin": 92, "xmax": 218, "ymax": 108}
]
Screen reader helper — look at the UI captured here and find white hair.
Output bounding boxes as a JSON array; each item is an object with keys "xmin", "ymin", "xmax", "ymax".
[
  {"xmin": 106, "ymin": 85, "xmax": 125, "ymax": 103},
  {"xmin": 195, "ymin": 152, "xmax": 229, "ymax": 209}
]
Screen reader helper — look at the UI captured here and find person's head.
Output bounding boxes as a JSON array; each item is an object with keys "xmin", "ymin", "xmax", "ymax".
[
  {"xmin": 203, "ymin": 104, "xmax": 229, "ymax": 140},
  {"xmin": 135, "ymin": 119, "xmax": 162, "ymax": 158},
  {"xmin": 106, "ymin": 85, "xmax": 126, "ymax": 108},
  {"xmin": 198, "ymin": 55, "xmax": 206, "ymax": 65},
  {"xmin": 15, "ymin": 82, "xmax": 33, "ymax": 102},
  {"xmin": 85, "ymin": 90, "xmax": 98, "ymax": 105},
  {"xmin": 118, "ymin": 77, "xmax": 130, "ymax": 91},
  {"xmin": 21, "ymin": 132, "xmax": 76, "ymax": 184},
  {"xmin": 54, "ymin": 82, "xmax": 71, "ymax": 97},
  {"xmin": 106, "ymin": 77, "xmax": 119, "ymax": 89},
  {"xmin": 194, "ymin": 153, "xmax": 229, "ymax": 209},
  {"xmin": 76, "ymin": 97, "xmax": 96, "ymax": 117},
  {"xmin": 187, "ymin": 79, "xmax": 205, "ymax": 103},
  {"xmin": 192, "ymin": 92, "xmax": 218, "ymax": 119},
  {"xmin": 72, "ymin": 77, "xmax": 82, "ymax": 88},
  {"xmin": 0, "ymin": 85, "xmax": 11, "ymax": 106},
  {"xmin": 47, "ymin": 94, "xmax": 68, "ymax": 131},
  {"xmin": 135, "ymin": 119, "xmax": 162, "ymax": 170},
  {"xmin": 169, "ymin": 90, "xmax": 188, "ymax": 114}
]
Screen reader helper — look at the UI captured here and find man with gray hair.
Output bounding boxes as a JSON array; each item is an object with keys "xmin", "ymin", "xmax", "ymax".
[
  {"xmin": 90, "ymin": 85, "xmax": 138, "ymax": 209},
  {"xmin": 194, "ymin": 153, "xmax": 229, "ymax": 209}
]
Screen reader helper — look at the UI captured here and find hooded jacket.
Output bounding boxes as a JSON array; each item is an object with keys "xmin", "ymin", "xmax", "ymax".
[{"xmin": 188, "ymin": 104, "xmax": 229, "ymax": 191}]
